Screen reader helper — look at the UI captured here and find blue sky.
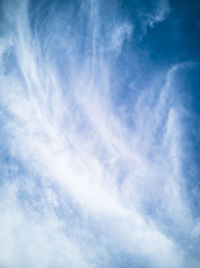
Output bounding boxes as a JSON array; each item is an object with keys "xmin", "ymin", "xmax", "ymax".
[{"xmin": 0, "ymin": 0, "xmax": 200, "ymax": 267}]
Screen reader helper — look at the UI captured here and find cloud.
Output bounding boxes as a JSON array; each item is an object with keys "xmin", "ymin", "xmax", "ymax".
[
  {"xmin": 137, "ymin": 0, "xmax": 171, "ymax": 38},
  {"xmin": 0, "ymin": 0, "xmax": 200, "ymax": 267}
]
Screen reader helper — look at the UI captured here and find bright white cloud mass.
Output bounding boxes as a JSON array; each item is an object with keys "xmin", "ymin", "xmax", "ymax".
[{"xmin": 0, "ymin": 0, "xmax": 200, "ymax": 267}]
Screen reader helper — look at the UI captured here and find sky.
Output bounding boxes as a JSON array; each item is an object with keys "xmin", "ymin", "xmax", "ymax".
[{"xmin": 0, "ymin": 0, "xmax": 200, "ymax": 267}]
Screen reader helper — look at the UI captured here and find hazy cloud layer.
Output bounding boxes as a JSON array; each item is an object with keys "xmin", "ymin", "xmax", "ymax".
[{"xmin": 0, "ymin": 0, "xmax": 200, "ymax": 267}]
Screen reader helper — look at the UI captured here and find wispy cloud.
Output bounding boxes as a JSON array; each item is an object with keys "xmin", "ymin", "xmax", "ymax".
[
  {"xmin": 0, "ymin": 0, "xmax": 199, "ymax": 267},
  {"xmin": 137, "ymin": 0, "xmax": 171, "ymax": 38}
]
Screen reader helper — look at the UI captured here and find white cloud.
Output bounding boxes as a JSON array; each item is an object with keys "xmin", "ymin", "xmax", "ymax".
[
  {"xmin": 0, "ymin": 0, "xmax": 199, "ymax": 267},
  {"xmin": 138, "ymin": 0, "xmax": 171, "ymax": 37}
]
